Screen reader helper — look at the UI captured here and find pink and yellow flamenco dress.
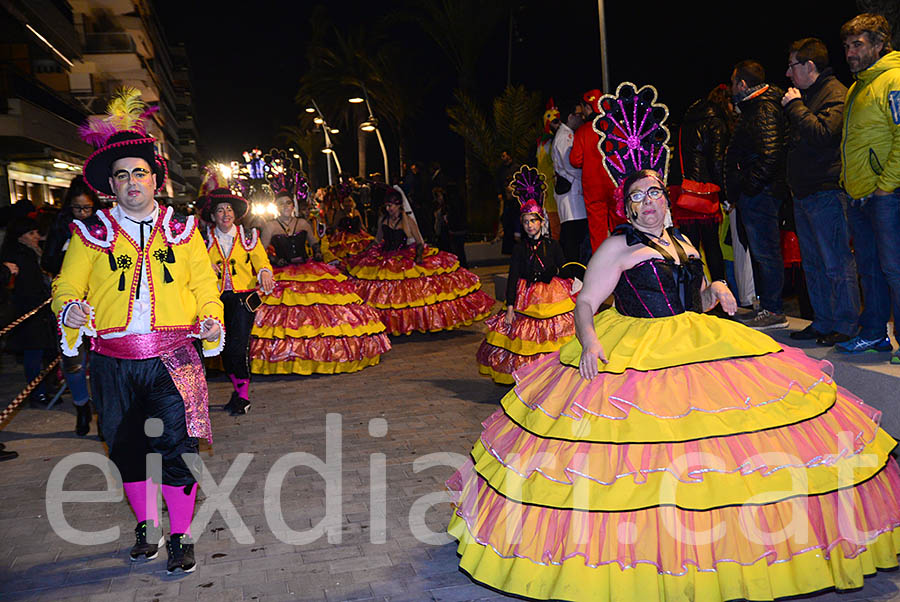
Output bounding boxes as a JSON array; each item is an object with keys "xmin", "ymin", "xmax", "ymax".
[
  {"xmin": 346, "ymin": 223, "xmax": 495, "ymax": 336},
  {"xmin": 321, "ymin": 214, "xmax": 373, "ymax": 264},
  {"xmin": 448, "ymin": 243, "xmax": 900, "ymax": 601},
  {"xmin": 249, "ymin": 231, "xmax": 390, "ymax": 375},
  {"xmin": 477, "ymin": 235, "xmax": 576, "ymax": 385}
]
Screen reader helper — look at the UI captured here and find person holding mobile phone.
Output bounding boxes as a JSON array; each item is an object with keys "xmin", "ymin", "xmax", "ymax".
[{"xmin": 201, "ymin": 181, "xmax": 274, "ymax": 416}]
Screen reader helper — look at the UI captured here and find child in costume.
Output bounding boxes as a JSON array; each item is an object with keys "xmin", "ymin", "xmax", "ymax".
[
  {"xmin": 201, "ymin": 169, "xmax": 274, "ymax": 415},
  {"xmin": 477, "ymin": 166, "xmax": 576, "ymax": 384},
  {"xmin": 346, "ymin": 186, "xmax": 495, "ymax": 336},
  {"xmin": 250, "ymin": 173, "xmax": 390, "ymax": 375},
  {"xmin": 54, "ymin": 88, "xmax": 224, "ymax": 574},
  {"xmin": 446, "ymin": 83, "xmax": 900, "ymax": 602}
]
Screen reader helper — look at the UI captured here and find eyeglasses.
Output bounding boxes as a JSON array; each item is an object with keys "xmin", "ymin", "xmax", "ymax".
[
  {"xmin": 627, "ymin": 186, "xmax": 666, "ymax": 204},
  {"xmin": 112, "ymin": 168, "xmax": 152, "ymax": 183},
  {"xmin": 70, "ymin": 205, "xmax": 93, "ymax": 214},
  {"xmin": 786, "ymin": 61, "xmax": 804, "ymax": 70}
]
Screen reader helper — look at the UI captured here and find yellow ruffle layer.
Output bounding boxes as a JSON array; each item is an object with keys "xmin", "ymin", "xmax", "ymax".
[
  {"xmin": 486, "ymin": 331, "xmax": 575, "ymax": 355},
  {"xmin": 250, "ymin": 355, "xmax": 381, "ymax": 375},
  {"xmin": 262, "ymin": 290, "xmax": 362, "ymax": 307},
  {"xmin": 275, "ymin": 269, "xmax": 346, "ymax": 283},
  {"xmin": 469, "ymin": 430, "xmax": 896, "ymax": 511},
  {"xmin": 478, "ymin": 364, "xmax": 516, "ymax": 385},
  {"xmin": 558, "ymin": 309, "xmax": 782, "ymax": 374},
  {"xmin": 518, "ymin": 297, "xmax": 576, "ymax": 319},
  {"xmin": 448, "ymin": 514, "xmax": 900, "ymax": 602},
  {"xmin": 502, "ymin": 372, "xmax": 835, "ymax": 444}
]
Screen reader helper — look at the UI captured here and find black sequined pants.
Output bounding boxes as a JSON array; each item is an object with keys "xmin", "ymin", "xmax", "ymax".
[
  {"xmin": 91, "ymin": 353, "xmax": 199, "ymax": 486},
  {"xmin": 220, "ymin": 291, "xmax": 253, "ymax": 380}
]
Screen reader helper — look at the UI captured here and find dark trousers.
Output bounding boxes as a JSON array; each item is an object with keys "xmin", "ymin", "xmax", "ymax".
[
  {"xmin": 560, "ymin": 218, "xmax": 590, "ymax": 265},
  {"xmin": 737, "ymin": 191, "xmax": 784, "ymax": 314},
  {"xmin": 793, "ymin": 190, "xmax": 859, "ymax": 336},
  {"xmin": 221, "ymin": 291, "xmax": 254, "ymax": 379},
  {"xmin": 679, "ymin": 220, "xmax": 726, "ymax": 282},
  {"xmin": 845, "ymin": 191, "xmax": 900, "ymax": 340},
  {"xmin": 91, "ymin": 353, "xmax": 199, "ymax": 486}
]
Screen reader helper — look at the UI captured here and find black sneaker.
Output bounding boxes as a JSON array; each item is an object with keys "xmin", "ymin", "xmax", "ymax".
[
  {"xmin": 166, "ymin": 533, "xmax": 196, "ymax": 574},
  {"xmin": 223, "ymin": 391, "xmax": 240, "ymax": 413},
  {"xmin": 229, "ymin": 397, "xmax": 250, "ymax": 416},
  {"xmin": 789, "ymin": 324, "xmax": 823, "ymax": 340},
  {"xmin": 130, "ymin": 520, "xmax": 163, "ymax": 561},
  {"xmin": 0, "ymin": 449, "xmax": 18, "ymax": 462}
]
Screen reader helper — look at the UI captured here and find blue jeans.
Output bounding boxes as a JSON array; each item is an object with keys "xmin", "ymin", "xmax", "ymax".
[
  {"xmin": 846, "ymin": 191, "xmax": 900, "ymax": 340},
  {"xmin": 62, "ymin": 347, "xmax": 91, "ymax": 406},
  {"xmin": 793, "ymin": 190, "xmax": 860, "ymax": 336},
  {"xmin": 737, "ymin": 190, "xmax": 784, "ymax": 313}
]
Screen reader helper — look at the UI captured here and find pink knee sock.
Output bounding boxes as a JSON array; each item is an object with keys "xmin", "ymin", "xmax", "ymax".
[
  {"xmin": 228, "ymin": 374, "xmax": 250, "ymax": 400},
  {"xmin": 123, "ymin": 479, "xmax": 159, "ymax": 526},
  {"xmin": 161, "ymin": 483, "xmax": 198, "ymax": 537}
]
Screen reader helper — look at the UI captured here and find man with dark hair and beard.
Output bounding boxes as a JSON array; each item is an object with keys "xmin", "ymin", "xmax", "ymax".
[{"xmin": 835, "ymin": 13, "xmax": 900, "ymax": 363}]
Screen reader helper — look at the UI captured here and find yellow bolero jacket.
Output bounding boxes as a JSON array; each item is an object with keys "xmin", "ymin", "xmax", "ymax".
[
  {"xmin": 206, "ymin": 225, "xmax": 272, "ymax": 293},
  {"xmin": 52, "ymin": 206, "xmax": 224, "ymax": 356}
]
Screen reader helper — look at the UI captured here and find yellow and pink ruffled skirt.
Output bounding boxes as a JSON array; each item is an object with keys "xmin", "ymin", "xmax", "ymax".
[
  {"xmin": 347, "ymin": 245, "xmax": 495, "ymax": 336},
  {"xmin": 249, "ymin": 261, "xmax": 391, "ymax": 375},
  {"xmin": 321, "ymin": 229, "xmax": 374, "ymax": 263},
  {"xmin": 477, "ymin": 277, "xmax": 576, "ymax": 385},
  {"xmin": 448, "ymin": 309, "xmax": 900, "ymax": 601}
]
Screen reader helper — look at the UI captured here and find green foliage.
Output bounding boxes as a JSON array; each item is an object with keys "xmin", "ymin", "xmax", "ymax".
[{"xmin": 447, "ymin": 85, "xmax": 542, "ymax": 175}]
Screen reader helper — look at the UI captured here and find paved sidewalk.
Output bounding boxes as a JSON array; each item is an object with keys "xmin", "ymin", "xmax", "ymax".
[{"xmin": 1, "ymin": 275, "xmax": 900, "ymax": 601}]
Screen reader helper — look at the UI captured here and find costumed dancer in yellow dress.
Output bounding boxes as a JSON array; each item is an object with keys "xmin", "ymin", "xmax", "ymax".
[
  {"xmin": 250, "ymin": 173, "xmax": 390, "ymax": 375},
  {"xmin": 201, "ymin": 169, "xmax": 274, "ymax": 415},
  {"xmin": 346, "ymin": 185, "xmax": 495, "ymax": 335},
  {"xmin": 477, "ymin": 166, "xmax": 576, "ymax": 384},
  {"xmin": 321, "ymin": 182, "xmax": 373, "ymax": 264},
  {"xmin": 446, "ymin": 82, "xmax": 900, "ymax": 602}
]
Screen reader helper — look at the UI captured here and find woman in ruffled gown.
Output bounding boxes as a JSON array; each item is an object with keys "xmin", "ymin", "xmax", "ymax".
[
  {"xmin": 346, "ymin": 188, "xmax": 494, "ymax": 336},
  {"xmin": 477, "ymin": 166, "xmax": 576, "ymax": 384},
  {"xmin": 250, "ymin": 192, "xmax": 390, "ymax": 375},
  {"xmin": 447, "ymin": 169, "xmax": 900, "ymax": 602},
  {"xmin": 321, "ymin": 191, "xmax": 373, "ymax": 264}
]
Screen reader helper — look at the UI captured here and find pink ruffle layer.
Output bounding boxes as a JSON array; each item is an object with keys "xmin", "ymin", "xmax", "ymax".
[
  {"xmin": 254, "ymin": 303, "xmax": 383, "ymax": 335},
  {"xmin": 378, "ymin": 290, "xmax": 496, "ymax": 335},
  {"xmin": 354, "ymin": 269, "xmax": 481, "ymax": 308},
  {"xmin": 250, "ymin": 333, "xmax": 391, "ymax": 363}
]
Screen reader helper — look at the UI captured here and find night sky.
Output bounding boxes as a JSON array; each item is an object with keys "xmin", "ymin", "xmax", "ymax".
[{"xmin": 159, "ymin": 1, "xmax": 862, "ymax": 180}]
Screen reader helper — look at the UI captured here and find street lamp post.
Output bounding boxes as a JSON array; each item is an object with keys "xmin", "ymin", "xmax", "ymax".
[
  {"xmin": 350, "ymin": 85, "xmax": 389, "ymax": 183},
  {"xmin": 307, "ymin": 98, "xmax": 343, "ymax": 186}
]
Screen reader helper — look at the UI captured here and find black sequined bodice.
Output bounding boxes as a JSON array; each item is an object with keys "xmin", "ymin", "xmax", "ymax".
[
  {"xmin": 382, "ymin": 224, "xmax": 407, "ymax": 251},
  {"xmin": 614, "ymin": 258, "xmax": 704, "ymax": 317},
  {"xmin": 611, "ymin": 224, "xmax": 704, "ymax": 318},
  {"xmin": 338, "ymin": 215, "xmax": 362, "ymax": 234},
  {"xmin": 271, "ymin": 231, "xmax": 308, "ymax": 262}
]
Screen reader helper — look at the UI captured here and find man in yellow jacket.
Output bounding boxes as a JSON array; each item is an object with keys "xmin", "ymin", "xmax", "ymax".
[
  {"xmin": 836, "ymin": 14, "xmax": 900, "ymax": 364},
  {"xmin": 202, "ymin": 188, "xmax": 273, "ymax": 415},
  {"xmin": 53, "ymin": 94, "xmax": 223, "ymax": 574}
]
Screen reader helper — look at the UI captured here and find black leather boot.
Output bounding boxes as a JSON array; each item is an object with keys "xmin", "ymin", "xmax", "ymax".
[{"xmin": 75, "ymin": 402, "xmax": 92, "ymax": 436}]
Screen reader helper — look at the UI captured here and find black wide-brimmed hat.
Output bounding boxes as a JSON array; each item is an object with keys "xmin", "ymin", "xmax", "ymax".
[
  {"xmin": 201, "ymin": 188, "xmax": 248, "ymax": 222},
  {"xmin": 82, "ymin": 130, "xmax": 168, "ymax": 198}
]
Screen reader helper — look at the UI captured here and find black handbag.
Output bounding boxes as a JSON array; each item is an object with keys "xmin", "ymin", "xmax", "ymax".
[{"xmin": 554, "ymin": 173, "xmax": 572, "ymax": 194}]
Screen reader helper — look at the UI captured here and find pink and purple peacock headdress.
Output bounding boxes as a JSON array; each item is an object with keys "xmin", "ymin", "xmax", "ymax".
[
  {"xmin": 509, "ymin": 165, "xmax": 546, "ymax": 217},
  {"xmin": 592, "ymin": 82, "xmax": 670, "ymax": 218}
]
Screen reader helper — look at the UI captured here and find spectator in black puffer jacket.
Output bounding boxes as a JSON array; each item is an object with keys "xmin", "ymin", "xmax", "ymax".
[
  {"xmin": 673, "ymin": 84, "xmax": 735, "ymax": 283},
  {"xmin": 40, "ymin": 175, "xmax": 102, "ymax": 436},
  {"xmin": 725, "ymin": 59, "xmax": 789, "ymax": 330},
  {"xmin": 781, "ymin": 38, "xmax": 859, "ymax": 348}
]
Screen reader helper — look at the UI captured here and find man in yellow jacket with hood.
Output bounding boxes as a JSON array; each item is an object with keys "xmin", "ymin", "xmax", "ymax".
[{"xmin": 836, "ymin": 13, "xmax": 900, "ymax": 364}]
